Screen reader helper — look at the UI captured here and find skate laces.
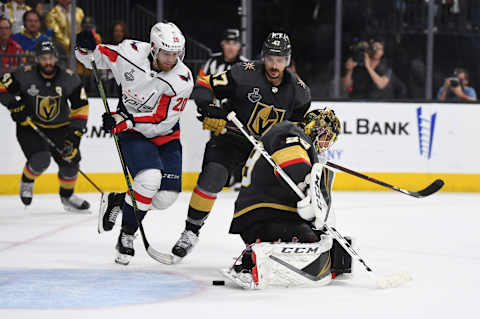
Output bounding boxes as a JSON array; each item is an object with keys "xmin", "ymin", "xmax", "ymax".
[
  {"xmin": 20, "ymin": 182, "xmax": 33, "ymax": 197},
  {"xmin": 108, "ymin": 206, "xmax": 121, "ymax": 223},
  {"xmin": 120, "ymin": 232, "xmax": 135, "ymax": 248},
  {"xmin": 177, "ymin": 230, "xmax": 197, "ymax": 249},
  {"xmin": 69, "ymin": 195, "xmax": 85, "ymax": 205}
]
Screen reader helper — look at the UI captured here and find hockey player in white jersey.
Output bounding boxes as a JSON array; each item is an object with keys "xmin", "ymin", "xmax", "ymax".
[{"xmin": 75, "ymin": 22, "xmax": 193, "ymax": 265}]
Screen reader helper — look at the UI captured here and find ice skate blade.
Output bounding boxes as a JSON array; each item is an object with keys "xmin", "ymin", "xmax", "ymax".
[
  {"xmin": 115, "ymin": 254, "xmax": 132, "ymax": 265},
  {"xmin": 63, "ymin": 205, "xmax": 92, "ymax": 214}
]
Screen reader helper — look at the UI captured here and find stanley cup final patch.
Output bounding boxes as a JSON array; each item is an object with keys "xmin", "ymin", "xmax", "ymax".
[
  {"xmin": 124, "ymin": 69, "xmax": 135, "ymax": 81},
  {"xmin": 27, "ymin": 84, "xmax": 39, "ymax": 96},
  {"xmin": 247, "ymin": 88, "xmax": 262, "ymax": 103}
]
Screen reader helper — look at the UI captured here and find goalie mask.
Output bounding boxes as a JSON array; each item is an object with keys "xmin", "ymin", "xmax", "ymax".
[
  {"xmin": 302, "ymin": 108, "xmax": 340, "ymax": 153},
  {"xmin": 150, "ymin": 22, "xmax": 185, "ymax": 61}
]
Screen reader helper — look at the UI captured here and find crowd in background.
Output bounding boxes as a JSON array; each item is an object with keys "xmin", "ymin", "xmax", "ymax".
[{"xmin": 0, "ymin": 0, "xmax": 478, "ymax": 102}]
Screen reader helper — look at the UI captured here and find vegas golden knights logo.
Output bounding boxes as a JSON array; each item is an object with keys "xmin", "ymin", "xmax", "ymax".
[
  {"xmin": 247, "ymin": 102, "xmax": 286, "ymax": 136},
  {"xmin": 36, "ymin": 96, "xmax": 61, "ymax": 122}
]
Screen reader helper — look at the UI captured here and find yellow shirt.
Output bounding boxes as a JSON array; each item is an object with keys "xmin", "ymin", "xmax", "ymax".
[{"xmin": 45, "ymin": 4, "xmax": 84, "ymax": 53}]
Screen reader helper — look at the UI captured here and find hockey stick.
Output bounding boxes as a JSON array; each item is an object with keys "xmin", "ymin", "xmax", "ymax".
[
  {"xmin": 325, "ymin": 161, "xmax": 444, "ymax": 198},
  {"xmin": 25, "ymin": 117, "xmax": 104, "ymax": 194},
  {"xmin": 90, "ymin": 58, "xmax": 174, "ymax": 265},
  {"xmin": 226, "ymin": 111, "xmax": 411, "ymax": 288}
]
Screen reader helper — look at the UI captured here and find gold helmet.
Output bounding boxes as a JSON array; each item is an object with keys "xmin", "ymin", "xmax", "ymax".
[{"xmin": 302, "ymin": 108, "xmax": 340, "ymax": 153}]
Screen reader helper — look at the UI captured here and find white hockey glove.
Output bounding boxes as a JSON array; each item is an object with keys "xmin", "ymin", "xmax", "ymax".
[
  {"xmin": 309, "ymin": 163, "xmax": 330, "ymax": 230},
  {"xmin": 297, "ymin": 195, "xmax": 315, "ymax": 221},
  {"xmin": 318, "ymin": 152, "xmax": 328, "ymax": 166}
]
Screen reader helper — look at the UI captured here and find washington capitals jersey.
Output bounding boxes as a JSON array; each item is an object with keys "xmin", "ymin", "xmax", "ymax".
[
  {"xmin": 0, "ymin": 64, "xmax": 89, "ymax": 130},
  {"xmin": 75, "ymin": 39, "xmax": 193, "ymax": 142},
  {"xmin": 195, "ymin": 60, "xmax": 311, "ymax": 138},
  {"xmin": 229, "ymin": 121, "xmax": 335, "ymax": 234}
]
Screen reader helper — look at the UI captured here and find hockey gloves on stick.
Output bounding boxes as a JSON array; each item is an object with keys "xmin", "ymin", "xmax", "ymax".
[
  {"xmin": 76, "ymin": 30, "xmax": 98, "ymax": 52},
  {"xmin": 199, "ymin": 103, "xmax": 228, "ymax": 136},
  {"xmin": 102, "ymin": 111, "xmax": 134, "ymax": 134},
  {"xmin": 62, "ymin": 127, "xmax": 84, "ymax": 164},
  {"xmin": 9, "ymin": 101, "xmax": 29, "ymax": 125}
]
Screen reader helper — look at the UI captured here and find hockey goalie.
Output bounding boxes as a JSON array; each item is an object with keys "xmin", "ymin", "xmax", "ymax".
[{"xmin": 221, "ymin": 108, "xmax": 353, "ymax": 289}]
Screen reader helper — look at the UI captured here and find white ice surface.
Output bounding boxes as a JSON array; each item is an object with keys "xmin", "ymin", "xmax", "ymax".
[{"xmin": 0, "ymin": 191, "xmax": 479, "ymax": 319}]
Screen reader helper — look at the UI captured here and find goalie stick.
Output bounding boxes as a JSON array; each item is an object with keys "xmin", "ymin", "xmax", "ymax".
[
  {"xmin": 90, "ymin": 58, "xmax": 175, "ymax": 265},
  {"xmin": 226, "ymin": 111, "xmax": 411, "ymax": 288},
  {"xmin": 325, "ymin": 161, "xmax": 444, "ymax": 198}
]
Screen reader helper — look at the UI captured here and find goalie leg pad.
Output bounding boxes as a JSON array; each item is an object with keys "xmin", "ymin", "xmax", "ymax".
[
  {"xmin": 125, "ymin": 169, "xmax": 162, "ymax": 211},
  {"xmin": 224, "ymin": 238, "xmax": 334, "ymax": 289}
]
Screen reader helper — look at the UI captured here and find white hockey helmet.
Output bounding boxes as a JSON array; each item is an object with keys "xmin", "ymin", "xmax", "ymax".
[{"xmin": 150, "ymin": 22, "xmax": 186, "ymax": 61}]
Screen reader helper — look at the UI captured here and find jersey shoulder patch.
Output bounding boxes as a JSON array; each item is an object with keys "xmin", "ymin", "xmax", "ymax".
[
  {"xmin": 286, "ymin": 136, "xmax": 311, "ymax": 150},
  {"xmin": 230, "ymin": 60, "xmax": 263, "ymax": 85},
  {"xmin": 65, "ymin": 68, "xmax": 74, "ymax": 75}
]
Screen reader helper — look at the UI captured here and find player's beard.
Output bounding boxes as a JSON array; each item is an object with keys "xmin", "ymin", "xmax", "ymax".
[
  {"xmin": 265, "ymin": 67, "xmax": 283, "ymax": 83},
  {"xmin": 39, "ymin": 63, "xmax": 56, "ymax": 76}
]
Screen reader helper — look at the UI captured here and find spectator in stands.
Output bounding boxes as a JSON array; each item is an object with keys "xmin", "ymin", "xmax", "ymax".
[
  {"xmin": 437, "ymin": 67, "xmax": 477, "ymax": 101},
  {"xmin": 33, "ymin": 1, "xmax": 54, "ymax": 38},
  {"xmin": 0, "ymin": 16, "xmax": 23, "ymax": 74},
  {"xmin": 3, "ymin": 0, "xmax": 31, "ymax": 34},
  {"xmin": 102, "ymin": 21, "xmax": 127, "ymax": 97},
  {"xmin": 111, "ymin": 20, "xmax": 127, "ymax": 44},
  {"xmin": 45, "ymin": 0, "xmax": 84, "ymax": 54},
  {"xmin": 342, "ymin": 37, "xmax": 393, "ymax": 99},
  {"xmin": 11, "ymin": 10, "xmax": 50, "ymax": 55}
]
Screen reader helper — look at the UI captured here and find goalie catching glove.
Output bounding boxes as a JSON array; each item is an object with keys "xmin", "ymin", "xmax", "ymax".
[
  {"xmin": 102, "ymin": 111, "xmax": 134, "ymax": 134},
  {"xmin": 198, "ymin": 103, "xmax": 228, "ymax": 136}
]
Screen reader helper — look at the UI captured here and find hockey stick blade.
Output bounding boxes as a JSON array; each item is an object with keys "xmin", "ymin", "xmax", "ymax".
[
  {"xmin": 146, "ymin": 247, "xmax": 175, "ymax": 265},
  {"xmin": 412, "ymin": 179, "xmax": 444, "ymax": 198}
]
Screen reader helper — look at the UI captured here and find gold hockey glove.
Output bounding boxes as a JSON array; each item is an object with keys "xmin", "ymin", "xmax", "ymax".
[{"xmin": 203, "ymin": 117, "xmax": 227, "ymax": 136}]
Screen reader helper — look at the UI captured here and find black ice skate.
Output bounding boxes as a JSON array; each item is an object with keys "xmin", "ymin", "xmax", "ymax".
[
  {"xmin": 61, "ymin": 194, "xmax": 91, "ymax": 213},
  {"xmin": 19, "ymin": 179, "xmax": 34, "ymax": 206},
  {"xmin": 171, "ymin": 230, "xmax": 199, "ymax": 260},
  {"xmin": 98, "ymin": 192, "xmax": 124, "ymax": 233},
  {"xmin": 115, "ymin": 230, "xmax": 135, "ymax": 265}
]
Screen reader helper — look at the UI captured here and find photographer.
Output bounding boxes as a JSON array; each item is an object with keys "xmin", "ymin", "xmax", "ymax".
[
  {"xmin": 342, "ymin": 38, "xmax": 392, "ymax": 99},
  {"xmin": 437, "ymin": 68, "xmax": 477, "ymax": 101}
]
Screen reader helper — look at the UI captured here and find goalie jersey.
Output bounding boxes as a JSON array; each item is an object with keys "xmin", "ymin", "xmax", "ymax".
[{"xmin": 230, "ymin": 121, "xmax": 335, "ymax": 234}]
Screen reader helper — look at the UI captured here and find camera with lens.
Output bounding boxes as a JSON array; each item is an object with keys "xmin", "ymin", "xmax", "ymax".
[
  {"xmin": 447, "ymin": 77, "xmax": 460, "ymax": 88},
  {"xmin": 350, "ymin": 41, "xmax": 379, "ymax": 66},
  {"xmin": 350, "ymin": 42, "xmax": 370, "ymax": 66}
]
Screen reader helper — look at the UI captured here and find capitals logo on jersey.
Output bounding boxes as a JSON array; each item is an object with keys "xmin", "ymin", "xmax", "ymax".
[
  {"xmin": 36, "ymin": 96, "xmax": 61, "ymax": 122},
  {"xmin": 178, "ymin": 72, "xmax": 191, "ymax": 82},
  {"xmin": 247, "ymin": 102, "xmax": 285, "ymax": 136}
]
